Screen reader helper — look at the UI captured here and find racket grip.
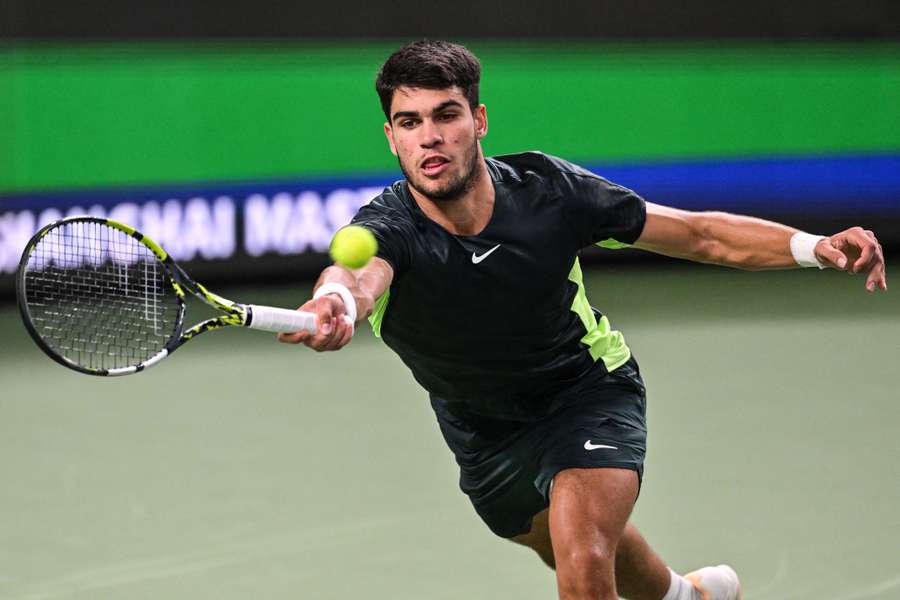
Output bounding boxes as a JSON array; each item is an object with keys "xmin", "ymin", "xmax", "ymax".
[{"xmin": 246, "ymin": 305, "xmax": 318, "ymax": 334}]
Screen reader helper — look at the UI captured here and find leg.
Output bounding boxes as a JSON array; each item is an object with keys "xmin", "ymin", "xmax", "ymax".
[
  {"xmin": 549, "ymin": 467, "xmax": 638, "ymax": 600},
  {"xmin": 615, "ymin": 523, "xmax": 672, "ymax": 600},
  {"xmin": 513, "ymin": 507, "xmax": 740, "ymax": 600},
  {"xmin": 512, "ymin": 473, "xmax": 670, "ymax": 600},
  {"xmin": 500, "ymin": 358, "xmax": 740, "ymax": 599},
  {"xmin": 511, "ymin": 509, "xmax": 554, "ymax": 568}
]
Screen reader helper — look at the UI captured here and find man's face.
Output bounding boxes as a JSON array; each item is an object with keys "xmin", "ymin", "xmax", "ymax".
[{"xmin": 384, "ymin": 86, "xmax": 487, "ymax": 201}]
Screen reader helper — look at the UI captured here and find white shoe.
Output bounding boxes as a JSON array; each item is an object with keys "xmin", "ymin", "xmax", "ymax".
[{"xmin": 684, "ymin": 564, "xmax": 742, "ymax": 600}]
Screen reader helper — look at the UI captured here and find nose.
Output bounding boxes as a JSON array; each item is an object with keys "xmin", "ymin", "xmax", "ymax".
[{"xmin": 419, "ymin": 119, "xmax": 443, "ymax": 148}]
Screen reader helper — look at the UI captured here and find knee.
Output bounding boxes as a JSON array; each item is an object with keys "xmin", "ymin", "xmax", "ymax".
[{"xmin": 556, "ymin": 546, "xmax": 616, "ymax": 598}]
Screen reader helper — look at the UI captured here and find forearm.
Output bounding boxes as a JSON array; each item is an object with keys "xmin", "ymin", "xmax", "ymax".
[
  {"xmin": 635, "ymin": 202, "xmax": 886, "ymax": 291},
  {"xmin": 635, "ymin": 204, "xmax": 805, "ymax": 271},
  {"xmin": 687, "ymin": 211, "xmax": 803, "ymax": 270}
]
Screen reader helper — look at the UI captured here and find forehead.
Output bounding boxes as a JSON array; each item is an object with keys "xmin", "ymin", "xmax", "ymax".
[{"xmin": 390, "ymin": 85, "xmax": 469, "ymax": 116}]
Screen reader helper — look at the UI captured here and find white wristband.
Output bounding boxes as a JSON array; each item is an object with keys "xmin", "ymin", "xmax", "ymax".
[
  {"xmin": 313, "ymin": 282, "xmax": 358, "ymax": 325},
  {"xmin": 790, "ymin": 232, "xmax": 826, "ymax": 269}
]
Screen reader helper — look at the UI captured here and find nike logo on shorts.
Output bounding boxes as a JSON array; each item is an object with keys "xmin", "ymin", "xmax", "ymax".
[{"xmin": 584, "ymin": 440, "xmax": 618, "ymax": 451}]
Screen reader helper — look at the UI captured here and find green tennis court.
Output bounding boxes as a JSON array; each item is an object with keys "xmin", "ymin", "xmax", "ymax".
[{"xmin": 1, "ymin": 263, "xmax": 897, "ymax": 600}]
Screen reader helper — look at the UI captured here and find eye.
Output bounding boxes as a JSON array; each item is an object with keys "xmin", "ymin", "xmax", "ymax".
[
  {"xmin": 438, "ymin": 112, "xmax": 458, "ymax": 122},
  {"xmin": 399, "ymin": 119, "xmax": 418, "ymax": 129}
]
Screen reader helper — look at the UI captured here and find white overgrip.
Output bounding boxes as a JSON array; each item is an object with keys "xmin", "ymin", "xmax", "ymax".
[{"xmin": 246, "ymin": 305, "xmax": 318, "ymax": 334}]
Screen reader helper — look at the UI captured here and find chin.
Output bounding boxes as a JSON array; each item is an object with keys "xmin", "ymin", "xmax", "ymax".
[{"xmin": 422, "ymin": 181, "xmax": 468, "ymax": 202}]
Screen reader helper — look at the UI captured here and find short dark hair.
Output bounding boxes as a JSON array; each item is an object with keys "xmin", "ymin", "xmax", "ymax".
[{"xmin": 375, "ymin": 40, "xmax": 481, "ymax": 121}]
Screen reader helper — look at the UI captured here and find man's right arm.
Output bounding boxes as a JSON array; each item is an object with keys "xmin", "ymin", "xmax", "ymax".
[{"xmin": 276, "ymin": 257, "xmax": 395, "ymax": 352}]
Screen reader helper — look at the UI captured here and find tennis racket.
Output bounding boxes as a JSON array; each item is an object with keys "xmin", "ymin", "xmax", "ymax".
[{"xmin": 16, "ymin": 216, "xmax": 334, "ymax": 376}]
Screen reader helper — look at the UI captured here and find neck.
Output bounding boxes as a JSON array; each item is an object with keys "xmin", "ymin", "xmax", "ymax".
[{"xmin": 409, "ymin": 157, "xmax": 495, "ymax": 236}]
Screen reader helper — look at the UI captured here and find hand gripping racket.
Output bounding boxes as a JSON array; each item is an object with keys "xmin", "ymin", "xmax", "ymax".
[{"xmin": 16, "ymin": 216, "xmax": 337, "ymax": 376}]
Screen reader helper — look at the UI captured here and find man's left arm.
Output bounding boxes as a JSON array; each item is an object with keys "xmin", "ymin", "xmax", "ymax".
[{"xmin": 633, "ymin": 202, "xmax": 887, "ymax": 292}]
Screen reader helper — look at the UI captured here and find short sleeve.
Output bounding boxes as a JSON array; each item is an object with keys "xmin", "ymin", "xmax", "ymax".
[
  {"xmin": 550, "ymin": 158, "xmax": 647, "ymax": 249},
  {"xmin": 350, "ymin": 190, "xmax": 415, "ymax": 275}
]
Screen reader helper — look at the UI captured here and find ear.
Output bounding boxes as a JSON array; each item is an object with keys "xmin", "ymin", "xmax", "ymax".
[
  {"xmin": 474, "ymin": 104, "xmax": 488, "ymax": 139},
  {"xmin": 384, "ymin": 122, "xmax": 398, "ymax": 156}
]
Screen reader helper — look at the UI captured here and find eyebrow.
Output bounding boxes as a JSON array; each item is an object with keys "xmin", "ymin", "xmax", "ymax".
[{"xmin": 391, "ymin": 99, "xmax": 465, "ymax": 123}]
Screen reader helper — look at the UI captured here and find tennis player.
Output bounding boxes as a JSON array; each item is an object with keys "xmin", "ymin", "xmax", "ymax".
[{"xmin": 278, "ymin": 41, "xmax": 887, "ymax": 600}]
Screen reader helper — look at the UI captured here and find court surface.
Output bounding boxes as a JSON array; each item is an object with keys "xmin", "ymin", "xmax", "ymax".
[{"xmin": 1, "ymin": 263, "xmax": 898, "ymax": 600}]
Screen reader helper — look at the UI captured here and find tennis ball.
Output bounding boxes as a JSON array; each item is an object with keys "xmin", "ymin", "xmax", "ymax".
[{"xmin": 329, "ymin": 225, "xmax": 378, "ymax": 269}]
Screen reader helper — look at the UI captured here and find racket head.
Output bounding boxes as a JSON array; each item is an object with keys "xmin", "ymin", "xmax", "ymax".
[{"xmin": 16, "ymin": 217, "xmax": 186, "ymax": 376}]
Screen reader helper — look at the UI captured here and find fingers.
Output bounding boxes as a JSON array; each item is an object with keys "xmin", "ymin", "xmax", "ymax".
[
  {"xmin": 277, "ymin": 330, "xmax": 309, "ymax": 345},
  {"xmin": 824, "ymin": 227, "xmax": 887, "ymax": 293},
  {"xmin": 327, "ymin": 318, "xmax": 356, "ymax": 350},
  {"xmin": 815, "ymin": 238, "xmax": 848, "ymax": 270},
  {"xmin": 866, "ymin": 260, "xmax": 887, "ymax": 292},
  {"xmin": 311, "ymin": 309, "xmax": 352, "ymax": 351},
  {"xmin": 275, "ymin": 295, "xmax": 355, "ymax": 351},
  {"xmin": 852, "ymin": 236, "xmax": 875, "ymax": 274},
  {"xmin": 851, "ymin": 229, "xmax": 886, "ymax": 292},
  {"xmin": 863, "ymin": 230, "xmax": 887, "ymax": 292}
]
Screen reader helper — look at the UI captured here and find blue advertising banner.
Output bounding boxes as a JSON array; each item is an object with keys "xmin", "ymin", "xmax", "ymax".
[{"xmin": 2, "ymin": 154, "xmax": 898, "ymax": 295}]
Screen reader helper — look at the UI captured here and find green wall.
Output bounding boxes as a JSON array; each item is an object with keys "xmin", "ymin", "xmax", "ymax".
[{"xmin": 2, "ymin": 42, "xmax": 899, "ymax": 193}]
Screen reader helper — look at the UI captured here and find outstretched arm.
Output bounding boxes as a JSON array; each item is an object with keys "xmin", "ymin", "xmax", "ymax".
[
  {"xmin": 277, "ymin": 257, "xmax": 395, "ymax": 351},
  {"xmin": 634, "ymin": 202, "xmax": 887, "ymax": 292}
]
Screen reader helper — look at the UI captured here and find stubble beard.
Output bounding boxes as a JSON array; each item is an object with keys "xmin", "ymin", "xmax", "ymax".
[{"xmin": 399, "ymin": 140, "xmax": 482, "ymax": 203}]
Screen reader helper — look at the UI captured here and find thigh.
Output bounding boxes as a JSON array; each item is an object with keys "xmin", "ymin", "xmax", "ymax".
[
  {"xmin": 549, "ymin": 468, "xmax": 640, "ymax": 598},
  {"xmin": 550, "ymin": 467, "xmax": 639, "ymax": 544}
]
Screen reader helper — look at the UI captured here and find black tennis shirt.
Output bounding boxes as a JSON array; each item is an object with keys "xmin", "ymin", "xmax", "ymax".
[{"xmin": 351, "ymin": 152, "xmax": 646, "ymax": 421}]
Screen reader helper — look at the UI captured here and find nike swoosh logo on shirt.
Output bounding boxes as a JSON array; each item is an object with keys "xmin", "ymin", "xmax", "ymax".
[
  {"xmin": 472, "ymin": 244, "xmax": 501, "ymax": 264},
  {"xmin": 584, "ymin": 441, "xmax": 619, "ymax": 451}
]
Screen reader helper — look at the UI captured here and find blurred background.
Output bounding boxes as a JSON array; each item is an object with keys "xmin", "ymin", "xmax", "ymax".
[{"xmin": 1, "ymin": 2, "xmax": 898, "ymax": 599}]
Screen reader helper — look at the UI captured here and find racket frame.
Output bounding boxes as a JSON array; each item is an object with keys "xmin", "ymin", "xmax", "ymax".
[{"xmin": 17, "ymin": 216, "xmax": 255, "ymax": 376}]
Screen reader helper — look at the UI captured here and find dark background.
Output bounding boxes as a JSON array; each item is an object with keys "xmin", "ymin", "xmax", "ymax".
[{"xmin": 2, "ymin": 0, "xmax": 899, "ymax": 40}]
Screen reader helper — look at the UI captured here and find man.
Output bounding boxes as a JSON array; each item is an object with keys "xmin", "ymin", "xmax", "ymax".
[{"xmin": 278, "ymin": 41, "xmax": 886, "ymax": 600}]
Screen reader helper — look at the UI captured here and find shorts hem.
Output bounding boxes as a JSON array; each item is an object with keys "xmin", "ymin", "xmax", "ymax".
[{"xmin": 537, "ymin": 461, "xmax": 643, "ymax": 503}]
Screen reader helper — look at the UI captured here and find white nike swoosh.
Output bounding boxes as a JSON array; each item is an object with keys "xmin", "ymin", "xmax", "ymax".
[
  {"xmin": 471, "ymin": 244, "xmax": 501, "ymax": 264},
  {"xmin": 584, "ymin": 441, "xmax": 618, "ymax": 451}
]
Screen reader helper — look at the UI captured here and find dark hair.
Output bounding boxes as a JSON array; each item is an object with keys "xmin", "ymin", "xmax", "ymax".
[{"xmin": 375, "ymin": 40, "xmax": 481, "ymax": 120}]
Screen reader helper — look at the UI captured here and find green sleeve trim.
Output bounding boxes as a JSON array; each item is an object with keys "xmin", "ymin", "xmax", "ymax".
[
  {"xmin": 596, "ymin": 238, "xmax": 631, "ymax": 250},
  {"xmin": 568, "ymin": 257, "xmax": 631, "ymax": 370},
  {"xmin": 368, "ymin": 289, "xmax": 390, "ymax": 339}
]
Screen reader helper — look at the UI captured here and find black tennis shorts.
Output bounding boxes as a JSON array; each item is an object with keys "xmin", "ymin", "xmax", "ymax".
[{"xmin": 430, "ymin": 357, "xmax": 647, "ymax": 539}]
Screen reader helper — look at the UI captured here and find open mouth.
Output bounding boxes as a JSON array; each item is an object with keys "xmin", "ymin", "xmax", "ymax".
[{"xmin": 421, "ymin": 156, "xmax": 450, "ymax": 176}]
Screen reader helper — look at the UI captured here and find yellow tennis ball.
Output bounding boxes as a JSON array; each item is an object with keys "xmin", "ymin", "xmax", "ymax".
[{"xmin": 329, "ymin": 225, "xmax": 378, "ymax": 268}]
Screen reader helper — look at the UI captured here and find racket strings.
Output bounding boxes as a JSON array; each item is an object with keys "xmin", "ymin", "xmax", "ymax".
[{"xmin": 23, "ymin": 221, "xmax": 181, "ymax": 370}]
